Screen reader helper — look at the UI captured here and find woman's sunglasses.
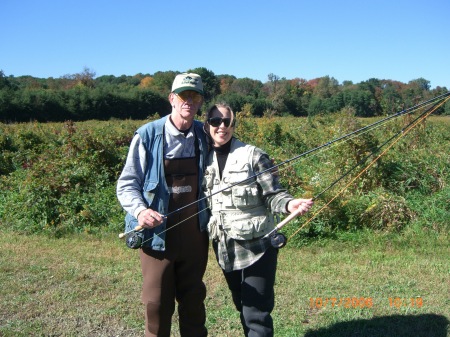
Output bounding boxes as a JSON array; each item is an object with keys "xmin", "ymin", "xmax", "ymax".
[{"xmin": 207, "ymin": 117, "xmax": 235, "ymax": 127}]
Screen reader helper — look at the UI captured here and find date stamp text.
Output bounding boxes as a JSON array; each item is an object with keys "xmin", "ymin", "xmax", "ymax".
[{"xmin": 309, "ymin": 297, "xmax": 423, "ymax": 309}]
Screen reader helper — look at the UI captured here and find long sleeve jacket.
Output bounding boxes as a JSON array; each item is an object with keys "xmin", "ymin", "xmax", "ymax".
[{"xmin": 116, "ymin": 116, "xmax": 209, "ymax": 250}]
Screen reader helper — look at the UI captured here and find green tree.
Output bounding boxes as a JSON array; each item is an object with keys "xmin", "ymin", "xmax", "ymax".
[
  {"xmin": 150, "ymin": 71, "xmax": 178, "ymax": 96},
  {"xmin": 0, "ymin": 70, "xmax": 10, "ymax": 89},
  {"xmin": 342, "ymin": 87, "xmax": 377, "ymax": 117},
  {"xmin": 380, "ymin": 81, "xmax": 403, "ymax": 115},
  {"xmin": 229, "ymin": 78, "xmax": 264, "ymax": 98},
  {"xmin": 217, "ymin": 74, "xmax": 236, "ymax": 94},
  {"xmin": 313, "ymin": 76, "xmax": 340, "ymax": 99}
]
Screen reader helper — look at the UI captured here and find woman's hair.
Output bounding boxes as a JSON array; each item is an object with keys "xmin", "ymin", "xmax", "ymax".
[
  {"xmin": 203, "ymin": 102, "xmax": 236, "ymax": 145},
  {"xmin": 205, "ymin": 102, "xmax": 235, "ymax": 123}
]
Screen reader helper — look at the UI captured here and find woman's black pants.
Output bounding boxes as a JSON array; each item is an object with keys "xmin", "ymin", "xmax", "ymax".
[{"xmin": 222, "ymin": 246, "xmax": 278, "ymax": 337}]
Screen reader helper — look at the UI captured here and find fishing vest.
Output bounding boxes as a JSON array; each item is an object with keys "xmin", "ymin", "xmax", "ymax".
[{"xmin": 204, "ymin": 139, "xmax": 275, "ymax": 240}]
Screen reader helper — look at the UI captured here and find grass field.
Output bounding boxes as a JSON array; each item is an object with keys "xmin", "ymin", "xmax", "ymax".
[
  {"xmin": 1, "ymin": 227, "xmax": 448, "ymax": 337},
  {"xmin": 1, "ymin": 115, "xmax": 449, "ymax": 336}
]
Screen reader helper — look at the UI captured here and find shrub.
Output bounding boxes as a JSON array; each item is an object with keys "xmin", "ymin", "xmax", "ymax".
[{"xmin": 0, "ymin": 116, "xmax": 448, "ymax": 237}]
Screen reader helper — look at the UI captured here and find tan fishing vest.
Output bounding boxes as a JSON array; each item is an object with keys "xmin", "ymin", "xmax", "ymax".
[{"xmin": 204, "ymin": 139, "xmax": 275, "ymax": 240}]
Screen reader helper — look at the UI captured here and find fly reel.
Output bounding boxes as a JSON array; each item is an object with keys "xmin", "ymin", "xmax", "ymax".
[
  {"xmin": 270, "ymin": 232, "xmax": 287, "ymax": 248},
  {"xmin": 125, "ymin": 231, "xmax": 144, "ymax": 249}
]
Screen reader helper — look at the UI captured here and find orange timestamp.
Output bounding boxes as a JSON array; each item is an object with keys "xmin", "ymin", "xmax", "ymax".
[
  {"xmin": 309, "ymin": 297, "xmax": 424, "ymax": 309},
  {"xmin": 388, "ymin": 297, "xmax": 423, "ymax": 308}
]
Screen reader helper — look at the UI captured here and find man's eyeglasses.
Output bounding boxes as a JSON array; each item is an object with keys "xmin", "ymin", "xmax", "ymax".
[
  {"xmin": 207, "ymin": 117, "xmax": 235, "ymax": 128},
  {"xmin": 174, "ymin": 91, "xmax": 203, "ymax": 104}
]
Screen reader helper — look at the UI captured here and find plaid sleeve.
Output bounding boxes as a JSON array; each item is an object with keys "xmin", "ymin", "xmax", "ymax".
[{"xmin": 252, "ymin": 147, "xmax": 293, "ymax": 214}]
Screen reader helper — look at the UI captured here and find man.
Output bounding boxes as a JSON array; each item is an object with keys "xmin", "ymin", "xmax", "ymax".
[{"xmin": 117, "ymin": 73, "xmax": 209, "ymax": 337}]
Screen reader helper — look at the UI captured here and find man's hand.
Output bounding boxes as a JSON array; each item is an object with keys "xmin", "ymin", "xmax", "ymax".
[{"xmin": 137, "ymin": 209, "xmax": 164, "ymax": 229}]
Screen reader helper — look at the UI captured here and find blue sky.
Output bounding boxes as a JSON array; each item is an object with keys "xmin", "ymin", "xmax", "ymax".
[{"xmin": 2, "ymin": 0, "xmax": 449, "ymax": 89}]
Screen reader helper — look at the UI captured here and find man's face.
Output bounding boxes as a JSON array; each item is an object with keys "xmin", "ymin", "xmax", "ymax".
[{"xmin": 170, "ymin": 90, "xmax": 203, "ymax": 122}]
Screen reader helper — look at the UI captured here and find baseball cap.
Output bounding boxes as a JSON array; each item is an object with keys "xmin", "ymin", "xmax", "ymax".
[{"xmin": 171, "ymin": 73, "xmax": 204, "ymax": 95}]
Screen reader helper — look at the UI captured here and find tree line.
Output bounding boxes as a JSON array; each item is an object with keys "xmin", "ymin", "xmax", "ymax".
[{"xmin": 0, "ymin": 67, "xmax": 449, "ymax": 122}]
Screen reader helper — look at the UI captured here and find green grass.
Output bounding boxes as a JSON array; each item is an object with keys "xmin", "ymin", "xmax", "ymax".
[
  {"xmin": 1, "ymin": 228, "xmax": 448, "ymax": 337},
  {"xmin": 1, "ymin": 115, "xmax": 449, "ymax": 336}
]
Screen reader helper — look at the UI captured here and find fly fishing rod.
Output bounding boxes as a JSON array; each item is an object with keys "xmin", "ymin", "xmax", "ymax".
[
  {"xmin": 263, "ymin": 93, "xmax": 450, "ymax": 247},
  {"xmin": 120, "ymin": 92, "xmax": 450, "ymax": 248},
  {"xmin": 164, "ymin": 92, "xmax": 450, "ymax": 219}
]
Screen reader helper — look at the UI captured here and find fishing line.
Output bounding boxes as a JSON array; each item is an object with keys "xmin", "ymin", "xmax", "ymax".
[
  {"xmin": 273, "ymin": 111, "xmax": 410, "ymax": 178},
  {"xmin": 164, "ymin": 93, "xmax": 448, "ymax": 219},
  {"xmin": 273, "ymin": 93, "xmax": 449, "ymax": 177},
  {"xmin": 262, "ymin": 102, "xmax": 437, "ymax": 240},
  {"xmin": 121, "ymin": 93, "xmax": 449, "ymax": 245},
  {"xmin": 120, "ymin": 93, "xmax": 450, "ymax": 247},
  {"xmin": 209, "ymin": 92, "xmax": 443, "ymax": 210},
  {"xmin": 284, "ymin": 95, "xmax": 450, "ymax": 242}
]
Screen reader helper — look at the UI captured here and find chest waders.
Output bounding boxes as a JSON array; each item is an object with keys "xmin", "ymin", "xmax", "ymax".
[{"xmin": 140, "ymin": 156, "xmax": 208, "ymax": 337}]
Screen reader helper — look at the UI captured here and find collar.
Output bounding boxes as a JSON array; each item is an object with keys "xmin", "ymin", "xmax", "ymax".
[
  {"xmin": 213, "ymin": 138, "xmax": 233, "ymax": 155},
  {"xmin": 165, "ymin": 117, "xmax": 193, "ymax": 137}
]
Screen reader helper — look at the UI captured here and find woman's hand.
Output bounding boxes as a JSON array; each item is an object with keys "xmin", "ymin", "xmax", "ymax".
[{"xmin": 287, "ymin": 198, "xmax": 314, "ymax": 216}]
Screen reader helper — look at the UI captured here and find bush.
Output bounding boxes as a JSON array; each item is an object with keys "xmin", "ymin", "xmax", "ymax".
[
  {"xmin": 0, "ymin": 116, "xmax": 448, "ymax": 238},
  {"xmin": 0, "ymin": 120, "xmax": 132, "ymax": 236}
]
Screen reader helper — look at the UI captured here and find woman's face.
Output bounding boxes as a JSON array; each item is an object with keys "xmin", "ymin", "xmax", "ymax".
[{"xmin": 209, "ymin": 106, "xmax": 234, "ymax": 147}]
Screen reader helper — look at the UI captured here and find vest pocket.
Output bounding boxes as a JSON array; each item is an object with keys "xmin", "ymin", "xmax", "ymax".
[
  {"xmin": 222, "ymin": 188, "xmax": 234, "ymax": 207},
  {"xmin": 206, "ymin": 215, "xmax": 220, "ymax": 240},
  {"xmin": 223, "ymin": 213, "xmax": 273, "ymax": 240},
  {"xmin": 232, "ymin": 185, "xmax": 260, "ymax": 207},
  {"xmin": 228, "ymin": 219, "xmax": 254, "ymax": 240},
  {"xmin": 227, "ymin": 163, "xmax": 251, "ymax": 183},
  {"xmin": 203, "ymin": 168, "xmax": 216, "ymax": 190}
]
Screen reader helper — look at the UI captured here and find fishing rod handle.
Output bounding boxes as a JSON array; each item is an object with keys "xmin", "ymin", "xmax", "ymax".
[
  {"xmin": 276, "ymin": 207, "xmax": 304, "ymax": 230},
  {"xmin": 118, "ymin": 225, "xmax": 143, "ymax": 239},
  {"xmin": 263, "ymin": 207, "xmax": 305, "ymax": 239}
]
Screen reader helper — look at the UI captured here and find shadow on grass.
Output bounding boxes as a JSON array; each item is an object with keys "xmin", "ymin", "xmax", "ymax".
[{"xmin": 304, "ymin": 314, "xmax": 449, "ymax": 337}]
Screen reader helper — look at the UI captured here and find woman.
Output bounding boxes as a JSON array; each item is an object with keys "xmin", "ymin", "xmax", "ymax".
[{"xmin": 202, "ymin": 103, "xmax": 313, "ymax": 337}]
